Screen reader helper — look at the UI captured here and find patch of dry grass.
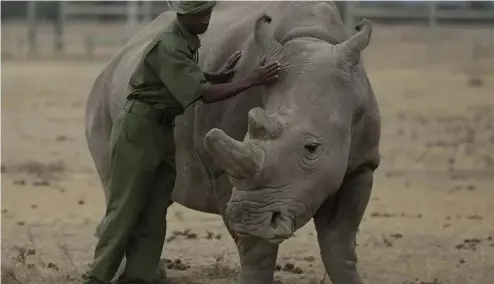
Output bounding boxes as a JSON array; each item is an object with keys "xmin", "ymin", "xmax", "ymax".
[
  {"xmin": 1, "ymin": 227, "xmax": 82, "ymax": 284},
  {"xmin": 1, "ymin": 234, "xmax": 326, "ymax": 284}
]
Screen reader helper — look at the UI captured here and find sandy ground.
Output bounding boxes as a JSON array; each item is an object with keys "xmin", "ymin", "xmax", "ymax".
[{"xmin": 2, "ymin": 22, "xmax": 494, "ymax": 284}]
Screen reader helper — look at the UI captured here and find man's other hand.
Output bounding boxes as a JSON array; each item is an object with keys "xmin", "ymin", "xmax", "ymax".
[{"xmin": 215, "ymin": 50, "xmax": 242, "ymax": 83}]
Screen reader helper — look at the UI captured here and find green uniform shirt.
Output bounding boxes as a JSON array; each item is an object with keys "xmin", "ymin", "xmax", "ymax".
[{"xmin": 127, "ymin": 18, "xmax": 211, "ymax": 117}]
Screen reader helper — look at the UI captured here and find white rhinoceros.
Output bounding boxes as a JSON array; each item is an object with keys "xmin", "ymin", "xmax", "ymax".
[{"xmin": 85, "ymin": 1, "xmax": 381, "ymax": 284}]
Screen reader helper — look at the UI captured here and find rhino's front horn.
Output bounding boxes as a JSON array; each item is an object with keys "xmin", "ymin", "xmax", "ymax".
[
  {"xmin": 204, "ymin": 129, "xmax": 264, "ymax": 180},
  {"xmin": 335, "ymin": 18, "xmax": 373, "ymax": 67},
  {"xmin": 248, "ymin": 107, "xmax": 282, "ymax": 140}
]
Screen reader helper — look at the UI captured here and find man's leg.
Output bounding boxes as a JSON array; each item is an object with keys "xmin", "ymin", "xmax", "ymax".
[
  {"xmin": 83, "ymin": 112, "xmax": 162, "ymax": 284},
  {"xmin": 116, "ymin": 127, "xmax": 176, "ymax": 284}
]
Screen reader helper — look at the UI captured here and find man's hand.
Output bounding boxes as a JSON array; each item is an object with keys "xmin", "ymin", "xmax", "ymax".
[
  {"xmin": 212, "ymin": 50, "xmax": 242, "ymax": 83},
  {"xmin": 248, "ymin": 57, "xmax": 281, "ymax": 87},
  {"xmin": 200, "ymin": 56, "xmax": 281, "ymax": 104}
]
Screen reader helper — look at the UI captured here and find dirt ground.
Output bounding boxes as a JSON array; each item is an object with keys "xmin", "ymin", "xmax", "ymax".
[{"xmin": 2, "ymin": 22, "xmax": 494, "ymax": 284}]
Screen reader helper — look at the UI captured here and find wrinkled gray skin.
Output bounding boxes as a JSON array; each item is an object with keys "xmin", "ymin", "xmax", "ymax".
[{"xmin": 85, "ymin": 2, "xmax": 381, "ymax": 284}]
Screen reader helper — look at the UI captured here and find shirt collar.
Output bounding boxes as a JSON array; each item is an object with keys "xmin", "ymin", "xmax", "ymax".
[{"xmin": 174, "ymin": 18, "xmax": 201, "ymax": 50}]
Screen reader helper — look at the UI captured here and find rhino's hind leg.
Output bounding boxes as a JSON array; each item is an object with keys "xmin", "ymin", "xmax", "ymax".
[
  {"xmin": 213, "ymin": 174, "xmax": 279, "ymax": 284},
  {"xmin": 313, "ymin": 166, "xmax": 374, "ymax": 284}
]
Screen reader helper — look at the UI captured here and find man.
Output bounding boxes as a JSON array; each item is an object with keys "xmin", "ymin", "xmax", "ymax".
[{"xmin": 82, "ymin": 1, "xmax": 281, "ymax": 284}]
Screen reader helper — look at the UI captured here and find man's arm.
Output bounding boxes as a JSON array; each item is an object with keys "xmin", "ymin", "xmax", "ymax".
[
  {"xmin": 201, "ymin": 77, "xmax": 254, "ymax": 103},
  {"xmin": 201, "ymin": 60, "xmax": 281, "ymax": 103},
  {"xmin": 154, "ymin": 41, "xmax": 280, "ymax": 108}
]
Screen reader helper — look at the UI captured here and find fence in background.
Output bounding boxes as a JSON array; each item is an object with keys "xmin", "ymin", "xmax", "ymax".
[
  {"xmin": 16, "ymin": 1, "xmax": 494, "ymax": 56},
  {"xmin": 342, "ymin": 1, "xmax": 494, "ymax": 85},
  {"xmin": 21, "ymin": 1, "xmax": 170, "ymax": 57},
  {"xmin": 4, "ymin": 1, "xmax": 494, "ymax": 84}
]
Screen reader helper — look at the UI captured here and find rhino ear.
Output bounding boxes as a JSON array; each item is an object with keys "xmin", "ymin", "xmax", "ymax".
[
  {"xmin": 254, "ymin": 13, "xmax": 283, "ymax": 54},
  {"xmin": 335, "ymin": 19, "xmax": 373, "ymax": 67}
]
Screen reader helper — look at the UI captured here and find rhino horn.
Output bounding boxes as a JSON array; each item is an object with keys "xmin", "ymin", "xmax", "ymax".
[
  {"xmin": 254, "ymin": 13, "xmax": 283, "ymax": 54},
  {"xmin": 335, "ymin": 19, "xmax": 373, "ymax": 67},
  {"xmin": 248, "ymin": 107, "xmax": 282, "ymax": 140},
  {"xmin": 204, "ymin": 129, "xmax": 264, "ymax": 180}
]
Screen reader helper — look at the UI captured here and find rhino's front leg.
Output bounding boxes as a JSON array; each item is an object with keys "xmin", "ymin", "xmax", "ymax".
[
  {"xmin": 213, "ymin": 174, "xmax": 279, "ymax": 284},
  {"xmin": 313, "ymin": 166, "xmax": 374, "ymax": 284},
  {"xmin": 235, "ymin": 236, "xmax": 279, "ymax": 284}
]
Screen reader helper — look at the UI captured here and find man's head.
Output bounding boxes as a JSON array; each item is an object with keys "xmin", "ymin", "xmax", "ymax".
[{"xmin": 168, "ymin": 1, "xmax": 216, "ymax": 35}]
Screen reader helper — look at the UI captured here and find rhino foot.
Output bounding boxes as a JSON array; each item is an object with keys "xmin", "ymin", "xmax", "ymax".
[{"xmin": 234, "ymin": 237, "xmax": 278, "ymax": 284}]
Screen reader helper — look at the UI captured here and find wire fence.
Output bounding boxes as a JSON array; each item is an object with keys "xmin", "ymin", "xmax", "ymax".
[{"xmin": 2, "ymin": 1, "xmax": 494, "ymax": 83}]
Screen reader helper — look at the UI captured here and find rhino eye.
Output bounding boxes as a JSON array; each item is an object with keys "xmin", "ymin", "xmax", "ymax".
[
  {"xmin": 304, "ymin": 143, "xmax": 319, "ymax": 154},
  {"xmin": 304, "ymin": 142, "xmax": 322, "ymax": 156},
  {"xmin": 301, "ymin": 135, "xmax": 323, "ymax": 160}
]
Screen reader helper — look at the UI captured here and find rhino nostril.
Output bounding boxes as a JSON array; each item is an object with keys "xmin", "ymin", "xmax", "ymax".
[{"xmin": 270, "ymin": 211, "xmax": 281, "ymax": 229}]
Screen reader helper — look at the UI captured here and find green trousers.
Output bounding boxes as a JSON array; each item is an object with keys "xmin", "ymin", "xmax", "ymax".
[{"xmin": 84, "ymin": 103, "xmax": 176, "ymax": 284}]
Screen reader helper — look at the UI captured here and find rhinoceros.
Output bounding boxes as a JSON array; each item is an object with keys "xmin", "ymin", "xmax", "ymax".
[{"xmin": 84, "ymin": 1, "xmax": 381, "ymax": 284}]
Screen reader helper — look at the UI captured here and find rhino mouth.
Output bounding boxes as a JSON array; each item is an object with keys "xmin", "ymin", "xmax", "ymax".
[
  {"xmin": 231, "ymin": 215, "xmax": 294, "ymax": 244},
  {"xmin": 225, "ymin": 195, "xmax": 296, "ymax": 244}
]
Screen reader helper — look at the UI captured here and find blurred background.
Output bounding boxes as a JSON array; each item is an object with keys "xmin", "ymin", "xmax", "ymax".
[
  {"xmin": 2, "ymin": 1, "xmax": 494, "ymax": 61},
  {"xmin": 2, "ymin": 1, "xmax": 494, "ymax": 284}
]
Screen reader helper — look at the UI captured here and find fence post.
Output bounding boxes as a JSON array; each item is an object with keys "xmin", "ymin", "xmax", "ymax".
[
  {"xmin": 54, "ymin": 1, "xmax": 66, "ymax": 54},
  {"xmin": 143, "ymin": 1, "xmax": 152, "ymax": 23},
  {"xmin": 27, "ymin": 1, "xmax": 38, "ymax": 57},
  {"xmin": 126, "ymin": 1, "xmax": 138, "ymax": 40},
  {"xmin": 343, "ymin": 1, "xmax": 355, "ymax": 34},
  {"xmin": 427, "ymin": 1, "xmax": 437, "ymax": 64}
]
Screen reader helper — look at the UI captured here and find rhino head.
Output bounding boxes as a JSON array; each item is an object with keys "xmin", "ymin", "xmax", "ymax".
[{"xmin": 204, "ymin": 14, "xmax": 373, "ymax": 244}]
